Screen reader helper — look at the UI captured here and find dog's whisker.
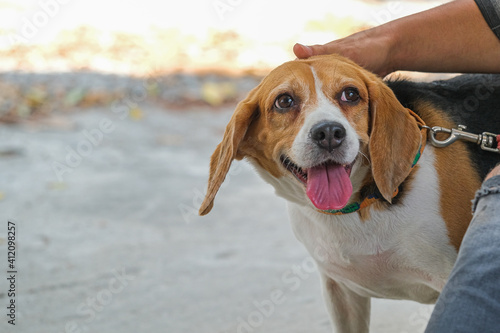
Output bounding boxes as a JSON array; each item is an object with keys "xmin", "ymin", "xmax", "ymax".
[{"xmin": 357, "ymin": 151, "xmax": 371, "ymax": 166}]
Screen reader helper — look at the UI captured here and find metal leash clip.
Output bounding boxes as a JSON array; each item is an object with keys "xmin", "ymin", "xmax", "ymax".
[{"xmin": 424, "ymin": 124, "xmax": 500, "ymax": 153}]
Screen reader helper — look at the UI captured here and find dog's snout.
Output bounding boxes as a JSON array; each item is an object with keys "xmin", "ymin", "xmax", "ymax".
[{"xmin": 310, "ymin": 121, "xmax": 346, "ymax": 152}]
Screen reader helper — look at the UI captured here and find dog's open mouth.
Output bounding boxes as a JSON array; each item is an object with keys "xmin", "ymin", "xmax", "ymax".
[
  {"xmin": 280, "ymin": 155, "xmax": 355, "ymax": 210},
  {"xmin": 280, "ymin": 156, "xmax": 309, "ymax": 184}
]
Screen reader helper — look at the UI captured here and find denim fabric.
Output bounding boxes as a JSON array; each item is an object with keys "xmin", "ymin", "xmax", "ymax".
[
  {"xmin": 475, "ymin": 0, "xmax": 500, "ymax": 40},
  {"xmin": 425, "ymin": 175, "xmax": 500, "ymax": 332}
]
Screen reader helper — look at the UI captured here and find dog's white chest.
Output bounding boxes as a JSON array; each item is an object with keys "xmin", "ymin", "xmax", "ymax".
[
  {"xmin": 286, "ymin": 150, "xmax": 458, "ymax": 302},
  {"xmin": 289, "ymin": 204, "xmax": 451, "ymax": 302}
]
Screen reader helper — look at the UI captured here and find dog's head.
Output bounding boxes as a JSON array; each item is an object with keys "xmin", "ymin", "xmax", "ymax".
[{"xmin": 199, "ymin": 54, "xmax": 422, "ymax": 215}]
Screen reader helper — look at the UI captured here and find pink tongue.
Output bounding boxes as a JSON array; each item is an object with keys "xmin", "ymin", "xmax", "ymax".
[{"xmin": 306, "ymin": 163, "xmax": 353, "ymax": 210}]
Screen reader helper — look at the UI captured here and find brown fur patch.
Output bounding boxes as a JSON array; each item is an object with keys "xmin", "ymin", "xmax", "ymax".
[{"xmin": 411, "ymin": 101, "xmax": 481, "ymax": 250}]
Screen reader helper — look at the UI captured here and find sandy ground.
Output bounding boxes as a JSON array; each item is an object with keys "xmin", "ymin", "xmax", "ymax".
[{"xmin": 0, "ymin": 105, "xmax": 435, "ymax": 333}]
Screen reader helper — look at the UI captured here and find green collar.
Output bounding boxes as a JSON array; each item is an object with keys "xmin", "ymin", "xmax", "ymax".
[{"xmin": 318, "ymin": 109, "xmax": 426, "ymax": 216}]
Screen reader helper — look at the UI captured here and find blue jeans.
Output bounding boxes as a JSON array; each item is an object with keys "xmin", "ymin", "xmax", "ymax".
[{"xmin": 425, "ymin": 175, "xmax": 500, "ymax": 332}]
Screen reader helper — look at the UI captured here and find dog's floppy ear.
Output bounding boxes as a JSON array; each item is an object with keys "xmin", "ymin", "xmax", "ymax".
[
  {"xmin": 368, "ymin": 79, "xmax": 422, "ymax": 203},
  {"xmin": 199, "ymin": 87, "xmax": 260, "ymax": 216}
]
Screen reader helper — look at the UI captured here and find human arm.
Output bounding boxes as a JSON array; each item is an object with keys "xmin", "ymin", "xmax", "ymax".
[{"xmin": 293, "ymin": 0, "xmax": 500, "ymax": 77}]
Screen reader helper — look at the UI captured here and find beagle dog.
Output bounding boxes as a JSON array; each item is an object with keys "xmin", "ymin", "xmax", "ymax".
[{"xmin": 199, "ymin": 54, "xmax": 500, "ymax": 332}]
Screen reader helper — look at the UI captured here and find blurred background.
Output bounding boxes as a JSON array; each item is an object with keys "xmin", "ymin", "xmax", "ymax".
[
  {"xmin": 0, "ymin": 0, "xmax": 448, "ymax": 121},
  {"xmin": 0, "ymin": 1, "xmax": 447, "ymax": 332}
]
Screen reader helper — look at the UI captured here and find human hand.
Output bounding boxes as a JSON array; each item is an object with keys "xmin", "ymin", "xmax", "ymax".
[
  {"xmin": 293, "ymin": 0, "xmax": 500, "ymax": 76},
  {"xmin": 293, "ymin": 27, "xmax": 396, "ymax": 77}
]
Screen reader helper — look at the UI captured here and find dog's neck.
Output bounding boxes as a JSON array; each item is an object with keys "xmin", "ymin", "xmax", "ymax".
[{"xmin": 317, "ymin": 108, "xmax": 427, "ymax": 216}]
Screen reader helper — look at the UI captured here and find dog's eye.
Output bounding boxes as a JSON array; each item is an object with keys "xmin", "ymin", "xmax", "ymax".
[
  {"xmin": 275, "ymin": 94, "xmax": 294, "ymax": 110},
  {"xmin": 340, "ymin": 87, "xmax": 360, "ymax": 103}
]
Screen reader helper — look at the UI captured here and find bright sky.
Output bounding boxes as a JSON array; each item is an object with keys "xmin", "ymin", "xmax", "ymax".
[
  {"xmin": 0, "ymin": 0, "xmax": 446, "ymax": 47},
  {"xmin": 0, "ymin": 0, "xmax": 449, "ymax": 73}
]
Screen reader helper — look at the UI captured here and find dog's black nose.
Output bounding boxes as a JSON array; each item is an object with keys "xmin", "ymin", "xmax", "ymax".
[{"xmin": 310, "ymin": 121, "xmax": 346, "ymax": 152}]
